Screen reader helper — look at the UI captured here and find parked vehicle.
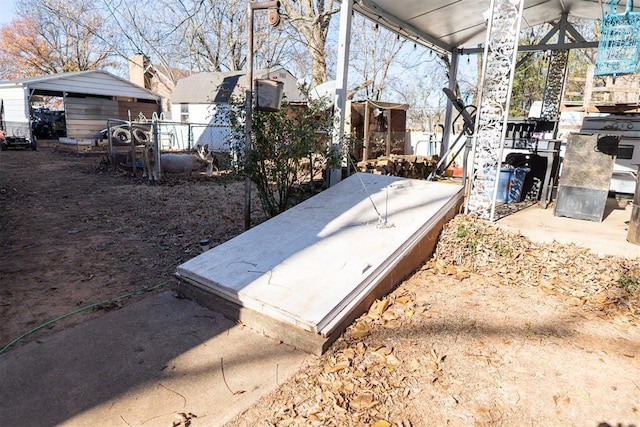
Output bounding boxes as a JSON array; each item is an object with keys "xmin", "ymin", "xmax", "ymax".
[
  {"xmin": 31, "ymin": 108, "xmax": 66, "ymax": 139},
  {"xmin": 0, "ymin": 129, "xmax": 36, "ymax": 151}
]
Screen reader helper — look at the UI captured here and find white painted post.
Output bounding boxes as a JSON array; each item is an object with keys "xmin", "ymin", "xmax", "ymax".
[{"xmin": 331, "ymin": 0, "xmax": 353, "ymax": 186}]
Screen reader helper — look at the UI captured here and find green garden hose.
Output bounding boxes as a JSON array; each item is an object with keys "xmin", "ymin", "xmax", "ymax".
[{"xmin": 0, "ymin": 281, "xmax": 171, "ymax": 355}]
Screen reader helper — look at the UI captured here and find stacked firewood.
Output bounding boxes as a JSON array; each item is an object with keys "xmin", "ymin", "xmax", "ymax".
[{"xmin": 356, "ymin": 154, "xmax": 438, "ymax": 179}]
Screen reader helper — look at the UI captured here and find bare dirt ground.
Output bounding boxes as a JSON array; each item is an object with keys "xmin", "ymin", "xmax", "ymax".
[
  {"xmin": 0, "ymin": 146, "xmax": 266, "ymax": 353},
  {"xmin": 1, "ymin": 148, "xmax": 640, "ymax": 426}
]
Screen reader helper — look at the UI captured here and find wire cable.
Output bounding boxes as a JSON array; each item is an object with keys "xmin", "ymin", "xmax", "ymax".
[
  {"xmin": 348, "ymin": 155, "xmax": 392, "ymax": 228},
  {"xmin": 0, "ymin": 281, "xmax": 171, "ymax": 355}
]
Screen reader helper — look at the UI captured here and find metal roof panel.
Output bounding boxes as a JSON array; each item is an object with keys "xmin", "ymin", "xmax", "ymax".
[{"xmin": 353, "ymin": 0, "xmax": 626, "ymax": 52}]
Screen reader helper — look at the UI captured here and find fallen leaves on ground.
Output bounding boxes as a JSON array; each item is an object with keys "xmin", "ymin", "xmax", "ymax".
[
  {"xmin": 430, "ymin": 214, "xmax": 640, "ymax": 324},
  {"xmin": 226, "ymin": 214, "xmax": 640, "ymax": 426}
]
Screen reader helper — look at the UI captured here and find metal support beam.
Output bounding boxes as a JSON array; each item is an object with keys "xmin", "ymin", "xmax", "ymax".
[
  {"xmin": 331, "ymin": 0, "xmax": 353, "ymax": 185},
  {"xmin": 461, "ymin": 13, "xmax": 595, "ymax": 57},
  {"xmin": 466, "ymin": 0, "xmax": 525, "ymax": 221},
  {"xmin": 463, "ymin": 40, "xmax": 599, "ymax": 56},
  {"xmin": 442, "ymin": 51, "xmax": 459, "ymax": 159}
]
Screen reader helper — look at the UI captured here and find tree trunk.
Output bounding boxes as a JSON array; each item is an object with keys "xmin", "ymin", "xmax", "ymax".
[
  {"xmin": 280, "ymin": 0, "xmax": 339, "ymax": 87},
  {"xmin": 310, "ymin": 48, "xmax": 327, "ymax": 88}
]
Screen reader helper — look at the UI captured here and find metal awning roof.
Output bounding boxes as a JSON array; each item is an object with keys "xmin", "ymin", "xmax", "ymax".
[
  {"xmin": 0, "ymin": 70, "xmax": 160, "ymax": 101},
  {"xmin": 352, "ymin": 0, "xmax": 636, "ymax": 54}
]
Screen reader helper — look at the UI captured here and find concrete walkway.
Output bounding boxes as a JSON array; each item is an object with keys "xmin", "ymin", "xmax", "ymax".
[
  {"xmin": 496, "ymin": 195, "xmax": 640, "ymax": 258},
  {"xmin": 0, "ymin": 291, "xmax": 310, "ymax": 426}
]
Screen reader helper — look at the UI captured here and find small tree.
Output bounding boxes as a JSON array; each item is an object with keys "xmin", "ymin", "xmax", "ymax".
[{"xmin": 229, "ymin": 91, "xmax": 333, "ymax": 218}]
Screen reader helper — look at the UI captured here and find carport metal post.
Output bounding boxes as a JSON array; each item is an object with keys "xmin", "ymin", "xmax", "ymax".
[
  {"xmin": 331, "ymin": 0, "xmax": 353, "ymax": 184},
  {"xmin": 152, "ymin": 121, "xmax": 161, "ymax": 181},
  {"xmin": 128, "ymin": 110, "xmax": 136, "ymax": 177},
  {"xmin": 107, "ymin": 121, "xmax": 115, "ymax": 166}
]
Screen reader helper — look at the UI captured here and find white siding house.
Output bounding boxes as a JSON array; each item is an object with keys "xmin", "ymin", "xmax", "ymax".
[
  {"xmin": 169, "ymin": 67, "xmax": 304, "ymax": 152},
  {"xmin": 0, "ymin": 70, "xmax": 162, "ymax": 140}
]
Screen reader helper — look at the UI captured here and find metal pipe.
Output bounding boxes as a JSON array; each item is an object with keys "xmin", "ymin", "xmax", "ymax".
[
  {"xmin": 441, "ymin": 51, "xmax": 459, "ymax": 159},
  {"xmin": 244, "ymin": 4, "xmax": 254, "ymax": 231},
  {"xmin": 627, "ymin": 164, "xmax": 640, "ymax": 245},
  {"xmin": 245, "ymin": 0, "xmax": 280, "ymax": 230}
]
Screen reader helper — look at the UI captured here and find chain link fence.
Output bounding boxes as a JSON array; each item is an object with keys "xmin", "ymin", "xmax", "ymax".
[{"xmin": 104, "ymin": 119, "xmax": 234, "ymax": 153}]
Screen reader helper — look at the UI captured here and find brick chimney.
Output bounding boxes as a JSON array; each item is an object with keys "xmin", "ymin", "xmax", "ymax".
[{"xmin": 128, "ymin": 54, "xmax": 152, "ymax": 89}]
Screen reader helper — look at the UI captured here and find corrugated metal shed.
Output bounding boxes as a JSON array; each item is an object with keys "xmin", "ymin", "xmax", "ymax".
[
  {"xmin": 0, "ymin": 86, "xmax": 29, "ymax": 129},
  {"xmin": 0, "ymin": 70, "xmax": 162, "ymax": 139},
  {"xmin": 0, "ymin": 70, "xmax": 161, "ymax": 101}
]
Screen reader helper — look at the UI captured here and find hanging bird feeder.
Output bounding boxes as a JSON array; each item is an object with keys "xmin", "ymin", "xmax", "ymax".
[{"xmin": 595, "ymin": 0, "xmax": 640, "ymax": 78}]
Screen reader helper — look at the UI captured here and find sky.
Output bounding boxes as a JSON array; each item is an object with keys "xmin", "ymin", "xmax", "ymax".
[
  {"xmin": 0, "ymin": 0, "xmax": 15, "ymax": 25},
  {"xmin": 0, "ymin": 0, "xmax": 475, "ymax": 111}
]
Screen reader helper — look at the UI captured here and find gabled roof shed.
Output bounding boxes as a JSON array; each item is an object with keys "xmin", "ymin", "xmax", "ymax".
[
  {"xmin": 171, "ymin": 67, "xmax": 304, "ymax": 105},
  {"xmin": 0, "ymin": 70, "xmax": 162, "ymax": 140}
]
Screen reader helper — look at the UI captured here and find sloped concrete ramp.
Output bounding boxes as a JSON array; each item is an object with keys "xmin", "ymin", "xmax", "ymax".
[{"xmin": 177, "ymin": 173, "xmax": 463, "ymax": 354}]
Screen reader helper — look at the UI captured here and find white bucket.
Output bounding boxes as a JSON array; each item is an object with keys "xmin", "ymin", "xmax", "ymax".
[{"xmin": 255, "ymin": 79, "xmax": 284, "ymax": 112}]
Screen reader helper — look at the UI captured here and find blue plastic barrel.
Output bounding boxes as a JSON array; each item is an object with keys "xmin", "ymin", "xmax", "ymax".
[
  {"xmin": 508, "ymin": 167, "xmax": 529, "ymax": 203},
  {"xmin": 496, "ymin": 167, "xmax": 529, "ymax": 203},
  {"xmin": 496, "ymin": 168, "xmax": 513, "ymax": 203}
]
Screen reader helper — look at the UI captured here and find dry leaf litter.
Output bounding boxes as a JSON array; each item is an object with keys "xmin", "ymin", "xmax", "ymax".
[
  {"xmin": 431, "ymin": 214, "xmax": 640, "ymax": 321},
  {"xmin": 226, "ymin": 214, "xmax": 640, "ymax": 427}
]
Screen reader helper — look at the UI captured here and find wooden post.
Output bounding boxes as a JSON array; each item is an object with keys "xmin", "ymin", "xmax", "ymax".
[
  {"xmin": 584, "ymin": 65, "xmax": 594, "ymax": 111},
  {"xmin": 386, "ymin": 109, "xmax": 392, "ymax": 156},
  {"xmin": 363, "ymin": 101, "xmax": 370, "ymax": 161},
  {"xmin": 128, "ymin": 110, "xmax": 136, "ymax": 177}
]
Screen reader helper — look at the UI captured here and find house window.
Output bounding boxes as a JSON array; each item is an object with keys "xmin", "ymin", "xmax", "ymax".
[{"xmin": 180, "ymin": 104, "xmax": 189, "ymax": 124}]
